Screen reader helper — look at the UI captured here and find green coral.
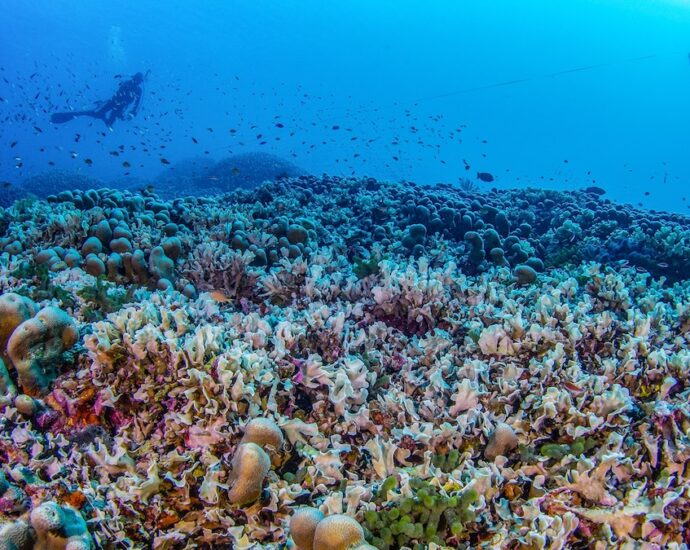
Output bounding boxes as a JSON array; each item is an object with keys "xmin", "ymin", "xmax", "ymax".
[
  {"xmin": 15, "ymin": 263, "xmax": 75, "ymax": 308},
  {"xmin": 539, "ymin": 437, "xmax": 597, "ymax": 460},
  {"xmin": 431, "ymin": 449, "xmax": 462, "ymax": 473},
  {"xmin": 77, "ymin": 276, "xmax": 130, "ymax": 321},
  {"xmin": 363, "ymin": 476, "xmax": 478, "ymax": 549},
  {"xmin": 353, "ymin": 255, "xmax": 381, "ymax": 279}
]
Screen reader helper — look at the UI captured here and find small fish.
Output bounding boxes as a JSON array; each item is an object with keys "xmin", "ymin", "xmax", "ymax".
[
  {"xmin": 160, "ymin": 158, "xmax": 171, "ymax": 165},
  {"xmin": 208, "ymin": 290, "xmax": 232, "ymax": 303},
  {"xmin": 192, "ymin": 137, "xmax": 198, "ymax": 143},
  {"xmin": 84, "ymin": 158, "xmax": 93, "ymax": 166},
  {"xmin": 10, "ymin": 141, "xmax": 17, "ymax": 148},
  {"xmin": 476, "ymin": 171, "xmax": 494, "ymax": 183},
  {"xmin": 1, "ymin": 181, "xmax": 12, "ymax": 188},
  {"xmin": 231, "ymin": 167, "xmax": 240, "ymax": 175},
  {"xmin": 122, "ymin": 161, "xmax": 131, "ymax": 168}
]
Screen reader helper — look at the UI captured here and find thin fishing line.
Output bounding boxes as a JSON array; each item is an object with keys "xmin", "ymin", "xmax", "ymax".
[
  {"xmin": 412, "ymin": 53, "xmax": 659, "ymax": 104},
  {"xmin": 198, "ymin": 51, "xmax": 670, "ymax": 156}
]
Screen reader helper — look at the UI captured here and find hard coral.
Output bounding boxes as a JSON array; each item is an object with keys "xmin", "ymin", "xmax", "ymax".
[
  {"xmin": 0, "ymin": 293, "xmax": 37, "ymax": 366},
  {"xmin": 240, "ymin": 417, "xmax": 284, "ymax": 453},
  {"xmin": 289, "ymin": 507, "xmax": 325, "ymax": 550},
  {"xmin": 7, "ymin": 306, "xmax": 77, "ymax": 394},
  {"xmin": 29, "ymin": 501, "xmax": 92, "ymax": 550},
  {"xmin": 484, "ymin": 422, "xmax": 518, "ymax": 461},
  {"xmin": 0, "ymin": 519, "xmax": 34, "ymax": 550},
  {"xmin": 312, "ymin": 514, "xmax": 365, "ymax": 550},
  {"xmin": 227, "ymin": 442, "xmax": 271, "ymax": 506}
]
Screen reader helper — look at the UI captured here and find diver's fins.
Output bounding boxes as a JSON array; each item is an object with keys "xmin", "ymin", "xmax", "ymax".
[{"xmin": 50, "ymin": 111, "xmax": 95, "ymax": 124}]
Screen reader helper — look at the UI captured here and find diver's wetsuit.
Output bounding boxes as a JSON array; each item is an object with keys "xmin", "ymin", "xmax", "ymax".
[{"xmin": 51, "ymin": 72, "xmax": 146, "ymax": 127}]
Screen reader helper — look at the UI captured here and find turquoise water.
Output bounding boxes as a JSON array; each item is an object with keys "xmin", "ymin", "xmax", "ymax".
[{"xmin": 1, "ymin": 0, "xmax": 689, "ymax": 211}]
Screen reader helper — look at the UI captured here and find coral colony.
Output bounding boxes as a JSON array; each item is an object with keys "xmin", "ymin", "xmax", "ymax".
[{"xmin": 1, "ymin": 174, "xmax": 690, "ymax": 549}]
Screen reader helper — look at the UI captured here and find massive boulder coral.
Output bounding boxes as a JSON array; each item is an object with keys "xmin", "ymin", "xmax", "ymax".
[
  {"xmin": 0, "ymin": 293, "xmax": 37, "ymax": 367},
  {"xmin": 0, "ymin": 501, "xmax": 91, "ymax": 550},
  {"xmin": 29, "ymin": 501, "xmax": 92, "ymax": 550},
  {"xmin": 289, "ymin": 507, "xmax": 325, "ymax": 550},
  {"xmin": 313, "ymin": 515, "xmax": 366, "ymax": 550},
  {"xmin": 290, "ymin": 509, "xmax": 371, "ymax": 550},
  {"xmin": 6, "ymin": 306, "xmax": 78, "ymax": 394},
  {"xmin": 226, "ymin": 441, "xmax": 271, "ymax": 506},
  {"xmin": 0, "ymin": 518, "xmax": 34, "ymax": 550},
  {"xmin": 227, "ymin": 418, "xmax": 284, "ymax": 505}
]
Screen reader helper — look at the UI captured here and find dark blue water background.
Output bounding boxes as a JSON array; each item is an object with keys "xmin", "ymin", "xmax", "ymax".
[{"xmin": 1, "ymin": 1, "xmax": 689, "ymax": 211}]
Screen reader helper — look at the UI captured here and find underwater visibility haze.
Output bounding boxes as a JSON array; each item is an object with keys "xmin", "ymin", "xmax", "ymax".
[{"xmin": 1, "ymin": 1, "xmax": 690, "ymax": 548}]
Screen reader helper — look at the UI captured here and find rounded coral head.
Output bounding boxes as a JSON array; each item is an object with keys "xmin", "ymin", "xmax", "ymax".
[
  {"xmin": 0, "ymin": 519, "xmax": 35, "ymax": 549},
  {"xmin": 30, "ymin": 501, "xmax": 63, "ymax": 531},
  {"xmin": 65, "ymin": 540, "xmax": 91, "ymax": 550},
  {"xmin": 289, "ymin": 506, "xmax": 325, "ymax": 550},
  {"xmin": 227, "ymin": 442, "xmax": 271, "ymax": 506},
  {"xmin": 313, "ymin": 514, "xmax": 365, "ymax": 550},
  {"xmin": 0, "ymin": 292, "xmax": 37, "ymax": 346},
  {"xmin": 484, "ymin": 422, "xmax": 518, "ymax": 461},
  {"xmin": 241, "ymin": 417, "xmax": 284, "ymax": 452}
]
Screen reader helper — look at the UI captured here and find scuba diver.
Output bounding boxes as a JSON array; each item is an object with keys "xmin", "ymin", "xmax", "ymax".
[{"xmin": 51, "ymin": 71, "xmax": 148, "ymax": 127}]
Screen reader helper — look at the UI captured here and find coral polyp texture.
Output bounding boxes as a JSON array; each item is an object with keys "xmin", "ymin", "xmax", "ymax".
[{"xmin": 0, "ymin": 175, "xmax": 690, "ymax": 548}]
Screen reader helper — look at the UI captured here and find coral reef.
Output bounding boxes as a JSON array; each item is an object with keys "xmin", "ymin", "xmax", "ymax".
[
  {"xmin": 152, "ymin": 153, "xmax": 308, "ymax": 198},
  {"xmin": 19, "ymin": 170, "xmax": 108, "ymax": 199},
  {"xmin": 0, "ymin": 175, "xmax": 689, "ymax": 548}
]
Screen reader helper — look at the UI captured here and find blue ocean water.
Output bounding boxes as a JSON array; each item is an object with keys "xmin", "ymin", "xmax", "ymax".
[{"xmin": 1, "ymin": 0, "xmax": 689, "ymax": 211}]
